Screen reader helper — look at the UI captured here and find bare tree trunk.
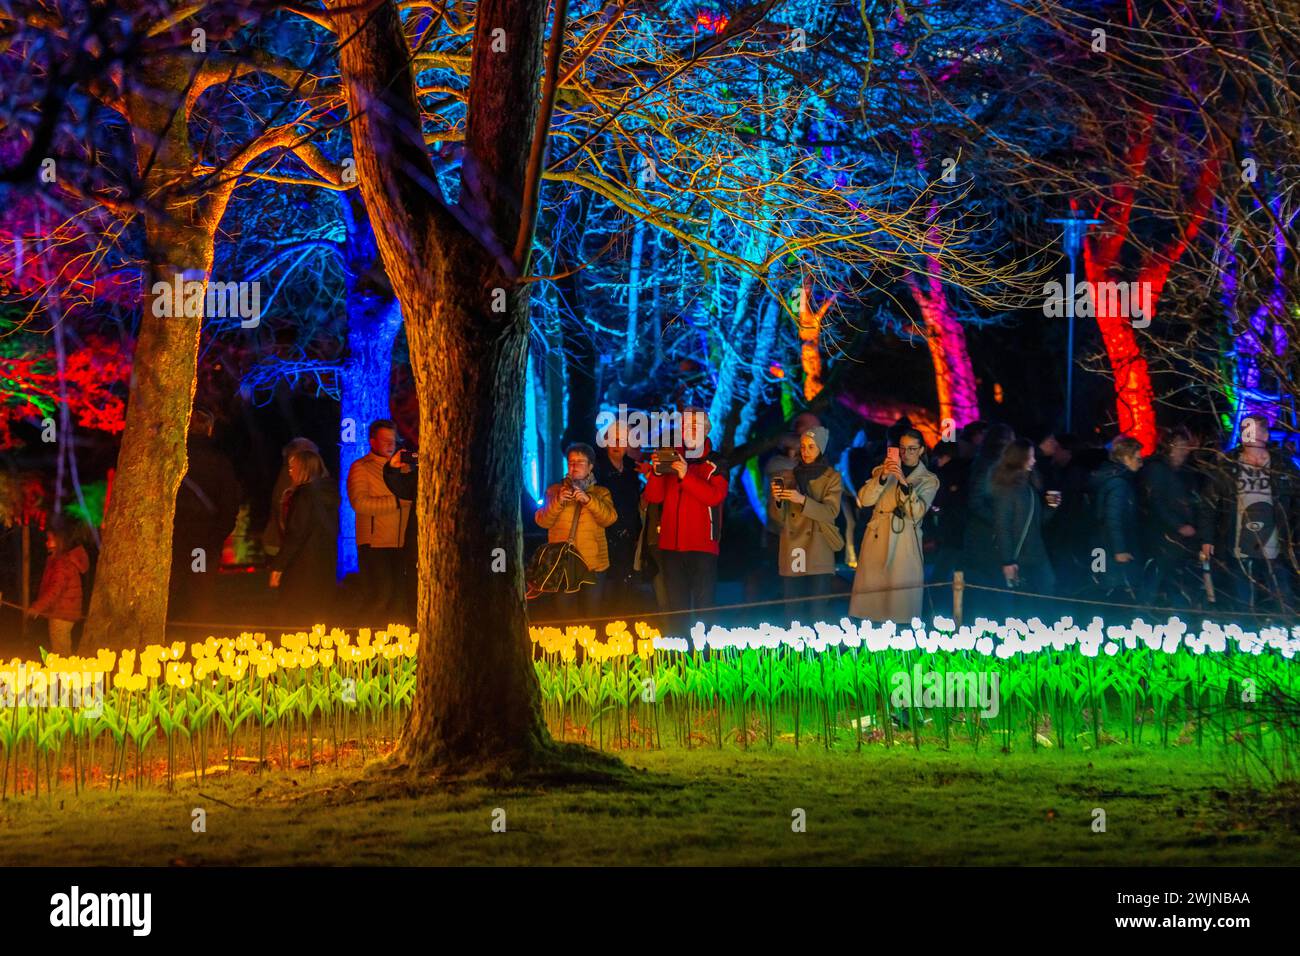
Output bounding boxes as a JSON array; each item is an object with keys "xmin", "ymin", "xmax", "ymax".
[
  {"xmin": 333, "ymin": 0, "xmax": 565, "ymax": 772},
  {"xmin": 82, "ymin": 229, "xmax": 209, "ymax": 652},
  {"xmin": 400, "ymin": 238, "xmax": 548, "ymax": 769},
  {"xmin": 82, "ymin": 65, "xmax": 236, "ymax": 650}
]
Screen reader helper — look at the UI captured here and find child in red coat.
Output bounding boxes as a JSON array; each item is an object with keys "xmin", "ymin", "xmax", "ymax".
[{"xmin": 27, "ymin": 525, "xmax": 89, "ymax": 656}]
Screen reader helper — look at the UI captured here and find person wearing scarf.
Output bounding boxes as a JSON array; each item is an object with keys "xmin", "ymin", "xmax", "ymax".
[
  {"xmin": 535, "ymin": 443, "xmax": 618, "ymax": 618},
  {"xmin": 850, "ymin": 428, "xmax": 939, "ymax": 622},
  {"xmin": 770, "ymin": 426, "xmax": 845, "ymax": 623}
]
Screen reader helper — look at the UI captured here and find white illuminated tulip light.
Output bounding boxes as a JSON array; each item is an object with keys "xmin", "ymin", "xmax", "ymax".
[{"xmin": 662, "ymin": 616, "xmax": 1300, "ymax": 659}]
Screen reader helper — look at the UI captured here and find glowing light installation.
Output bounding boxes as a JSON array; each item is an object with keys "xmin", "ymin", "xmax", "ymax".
[
  {"xmin": 1219, "ymin": 197, "xmax": 1293, "ymax": 444},
  {"xmin": 0, "ymin": 336, "xmax": 130, "ymax": 450},
  {"xmin": 893, "ymin": 19, "xmax": 980, "ymax": 431},
  {"xmin": 532, "ymin": 615, "xmax": 1300, "ymax": 659},
  {"xmin": 796, "ymin": 276, "xmax": 833, "ymax": 401},
  {"xmin": 1083, "ymin": 118, "xmax": 1220, "ymax": 454},
  {"xmin": 908, "ymin": 268, "xmax": 980, "ymax": 430}
]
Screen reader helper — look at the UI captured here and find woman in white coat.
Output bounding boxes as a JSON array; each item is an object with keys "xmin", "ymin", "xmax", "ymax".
[{"xmin": 850, "ymin": 429, "xmax": 939, "ymax": 621}]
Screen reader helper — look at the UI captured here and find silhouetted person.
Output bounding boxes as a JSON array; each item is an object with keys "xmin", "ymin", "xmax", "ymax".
[
  {"xmin": 991, "ymin": 438, "xmax": 1057, "ymax": 612},
  {"xmin": 171, "ymin": 407, "xmax": 241, "ymax": 622},
  {"xmin": 593, "ymin": 421, "xmax": 644, "ymax": 613},
  {"xmin": 1139, "ymin": 426, "xmax": 1199, "ymax": 606},
  {"xmin": 269, "ymin": 449, "xmax": 339, "ymax": 625},
  {"xmin": 262, "ymin": 437, "xmax": 319, "ymax": 557},
  {"xmin": 961, "ymin": 423, "xmax": 1014, "ymax": 615},
  {"xmin": 1091, "ymin": 436, "xmax": 1144, "ymax": 601}
]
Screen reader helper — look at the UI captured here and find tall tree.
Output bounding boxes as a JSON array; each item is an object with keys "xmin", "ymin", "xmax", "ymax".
[
  {"xmin": 2, "ymin": 1, "xmax": 347, "ymax": 648},
  {"xmin": 329, "ymin": 0, "xmax": 555, "ymax": 770}
]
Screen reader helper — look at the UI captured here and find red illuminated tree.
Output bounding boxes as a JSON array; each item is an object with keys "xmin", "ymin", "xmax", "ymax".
[
  {"xmin": 1082, "ymin": 112, "xmax": 1220, "ymax": 452},
  {"xmin": 2, "ymin": 1, "xmax": 349, "ymax": 648}
]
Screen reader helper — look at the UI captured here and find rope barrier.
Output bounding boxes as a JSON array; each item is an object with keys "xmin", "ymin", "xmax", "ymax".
[
  {"xmin": 4, "ymin": 573, "xmax": 1295, "ymax": 637},
  {"xmin": 527, "ymin": 580, "xmax": 953, "ymax": 626},
  {"xmin": 1, "ymin": 582, "xmax": 951, "ymax": 634},
  {"xmin": 960, "ymin": 581, "xmax": 1295, "ymax": 620}
]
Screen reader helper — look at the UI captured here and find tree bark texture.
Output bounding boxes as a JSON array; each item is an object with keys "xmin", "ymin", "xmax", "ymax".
[{"xmin": 332, "ymin": 0, "xmax": 552, "ymax": 770}]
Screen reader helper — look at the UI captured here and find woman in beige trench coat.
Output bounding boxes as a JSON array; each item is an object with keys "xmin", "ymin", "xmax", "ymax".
[{"xmin": 850, "ymin": 429, "xmax": 939, "ymax": 621}]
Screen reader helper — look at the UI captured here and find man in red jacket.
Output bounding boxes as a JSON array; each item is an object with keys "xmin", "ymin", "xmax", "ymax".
[{"xmin": 641, "ymin": 407, "xmax": 728, "ymax": 615}]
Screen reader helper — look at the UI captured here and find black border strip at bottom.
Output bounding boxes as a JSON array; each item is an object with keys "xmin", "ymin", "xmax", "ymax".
[{"xmin": 1, "ymin": 866, "xmax": 1286, "ymax": 942}]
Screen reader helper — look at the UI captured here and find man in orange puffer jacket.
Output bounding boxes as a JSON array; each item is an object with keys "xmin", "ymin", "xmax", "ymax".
[{"xmin": 641, "ymin": 407, "xmax": 728, "ymax": 614}]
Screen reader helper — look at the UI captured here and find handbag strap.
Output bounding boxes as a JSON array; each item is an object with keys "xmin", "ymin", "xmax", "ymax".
[
  {"xmin": 565, "ymin": 499, "xmax": 585, "ymax": 544},
  {"xmin": 1012, "ymin": 485, "xmax": 1035, "ymax": 562}
]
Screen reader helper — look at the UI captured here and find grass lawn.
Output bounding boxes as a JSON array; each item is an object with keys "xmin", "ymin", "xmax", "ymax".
[{"xmin": 1, "ymin": 743, "xmax": 1296, "ymax": 865}]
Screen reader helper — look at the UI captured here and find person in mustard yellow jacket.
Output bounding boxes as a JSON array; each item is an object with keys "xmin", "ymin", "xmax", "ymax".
[{"xmin": 536, "ymin": 443, "xmax": 618, "ymax": 618}]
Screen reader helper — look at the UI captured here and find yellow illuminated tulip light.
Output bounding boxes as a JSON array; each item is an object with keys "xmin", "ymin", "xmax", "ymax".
[{"xmin": 0, "ymin": 616, "xmax": 1296, "ymax": 795}]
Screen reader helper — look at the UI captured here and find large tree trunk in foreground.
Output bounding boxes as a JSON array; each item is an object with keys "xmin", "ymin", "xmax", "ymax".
[
  {"xmin": 333, "ymin": 0, "xmax": 557, "ymax": 772},
  {"xmin": 83, "ymin": 69, "xmax": 222, "ymax": 652},
  {"xmin": 401, "ymin": 242, "xmax": 547, "ymax": 769},
  {"xmin": 82, "ymin": 273, "xmax": 201, "ymax": 651},
  {"xmin": 82, "ymin": 246, "xmax": 206, "ymax": 652}
]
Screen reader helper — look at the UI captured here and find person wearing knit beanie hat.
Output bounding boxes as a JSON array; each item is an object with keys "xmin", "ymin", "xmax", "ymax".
[
  {"xmin": 805, "ymin": 426, "xmax": 830, "ymax": 455},
  {"xmin": 771, "ymin": 427, "xmax": 845, "ymax": 623}
]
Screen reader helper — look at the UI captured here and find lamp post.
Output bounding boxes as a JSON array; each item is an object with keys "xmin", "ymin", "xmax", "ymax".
[{"xmin": 1046, "ymin": 210, "xmax": 1101, "ymax": 432}]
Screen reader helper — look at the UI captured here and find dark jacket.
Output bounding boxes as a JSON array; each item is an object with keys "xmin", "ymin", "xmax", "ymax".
[
  {"xmin": 1196, "ymin": 445, "xmax": 1300, "ymax": 562},
  {"xmin": 382, "ymin": 461, "xmax": 419, "ymax": 562},
  {"xmin": 594, "ymin": 451, "xmax": 643, "ymax": 579},
  {"xmin": 174, "ymin": 435, "xmax": 241, "ymax": 554},
  {"xmin": 1090, "ymin": 461, "xmax": 1139, "ymax": 558},
  {"xmin": 270, "ymin": 478, "xmax": 339, "ymax": 622},
  {"xmin": 593, "ymin": 451, "xmax": 643, "ymax": 540},
  {"xmin": 992, "ymin": 477, "xmax": 1051, "ymax": 567},
  {"xmin": 961, "ymin": 454, "xmax": 1002, "ymax": 580},
  {"xmin": 1139, "ymin": 455, "xmax": 1197, "ymax": 558},
  {"xmin": 929, "ymin": 455, "xmax": 971, "ymax": 551}
]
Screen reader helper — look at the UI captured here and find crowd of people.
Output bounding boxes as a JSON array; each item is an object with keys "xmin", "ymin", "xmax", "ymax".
[
  {"xmin": 21, "ymin": 404, "xmax": 1300, "ymax": 653},
  {"xmin": 928, "ymin": 414, "xmax": 1299, "ymax": 618},
  {"xmin": 521, "ymin": 407, "xmax": 1300, "ymax": 625}
]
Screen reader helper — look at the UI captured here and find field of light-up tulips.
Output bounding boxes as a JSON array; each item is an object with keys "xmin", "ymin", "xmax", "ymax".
[{"xmin": 0, "ymin": 615, "xmax": 1297, "ymax": 796}]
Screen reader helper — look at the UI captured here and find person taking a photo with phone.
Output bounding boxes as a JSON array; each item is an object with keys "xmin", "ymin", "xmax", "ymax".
[
  {"xmin": 850, "ymin": 430, "xmax": 938, "ymax": 622},
  {"xmin": 769, "ymin": 427, "xmax": 844, "ymax": 623},
  {"xmin": 641, "ymin": 406, "xmax": 729, "ymax": 616}
]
